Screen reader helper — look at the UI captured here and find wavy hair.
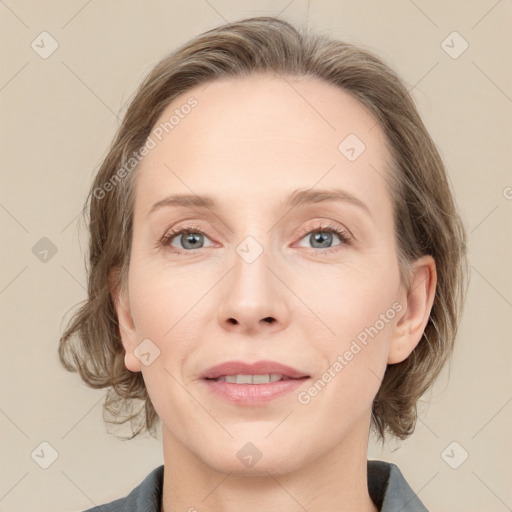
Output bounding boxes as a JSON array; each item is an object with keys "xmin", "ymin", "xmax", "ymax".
[{"xmin": 58, "ymin": 16, "xmax": 468, "ymax": 441}]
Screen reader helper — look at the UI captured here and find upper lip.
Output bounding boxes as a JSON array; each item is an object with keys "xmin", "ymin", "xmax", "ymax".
[{"xmin": 200, "ymin": 360, "xmax": 310, "ymax": 380}]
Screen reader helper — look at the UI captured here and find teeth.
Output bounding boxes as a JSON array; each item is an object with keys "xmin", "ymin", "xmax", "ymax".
[{"xmin": 215, "ymin": 374, "xmax": 284, "ymax": 384}]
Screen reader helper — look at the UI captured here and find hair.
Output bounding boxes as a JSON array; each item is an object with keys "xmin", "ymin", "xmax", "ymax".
[{"xmin": 58, "ymin": 16, "xmax": 468, "ymax": 441}]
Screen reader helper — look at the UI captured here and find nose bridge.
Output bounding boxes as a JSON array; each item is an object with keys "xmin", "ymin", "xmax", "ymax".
[
  {"xmin": 231, "ymin": 233, "xmax": 275, "ymax": 308},
  {"xmin": 216, "ymin": 229, "xmax": 289, "ymax": 330}
]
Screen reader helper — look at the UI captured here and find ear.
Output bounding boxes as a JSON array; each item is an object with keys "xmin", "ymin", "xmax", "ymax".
[
  {"xmin": 388, "ymin": 255, "xmax": 437, "ymax": 364},
  {"xmin": 109, "ymin": 267, "xmax": 141, "ymax": 373}
]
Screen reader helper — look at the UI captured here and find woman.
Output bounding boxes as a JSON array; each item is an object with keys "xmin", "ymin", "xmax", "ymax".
[{"xmin": 59, "ymin": 16, "xmax": 468, "ymax": 512}]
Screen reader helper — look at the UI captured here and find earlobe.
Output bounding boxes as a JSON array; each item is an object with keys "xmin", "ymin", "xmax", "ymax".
[
  {"xmin": 388, "ymin": 255, "xmax": 437, "ymax": 364},
  {"xmin": 108, "ymin": 267, "xmax": 142, "ymax": 373}
]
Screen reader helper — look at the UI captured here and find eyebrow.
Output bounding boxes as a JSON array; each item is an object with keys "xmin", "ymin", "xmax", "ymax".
[{"xmin": 147, "ymin": 188, "xmax": 371, "ymax": 218}]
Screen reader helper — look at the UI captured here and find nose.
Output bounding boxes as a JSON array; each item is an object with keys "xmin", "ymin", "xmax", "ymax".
[{"xmin": 216, "ymin": 244, "xmax": 290, "ymax": 335}]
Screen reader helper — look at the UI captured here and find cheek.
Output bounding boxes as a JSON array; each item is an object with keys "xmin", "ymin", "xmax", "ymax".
[
  {"xmin": 128, "ymin": 261, "xmax": 204, "ymax": 336},
  {"xmin": 126, "ymin": 265, "xmax": 205, "ymax": 428},
  {"xmin": 299, "ymin": 255, "xmax": 401, "ymax": 338},
  {"xmin": 300, "ymin": 256, "xmax": 400, "ymax": 393},
  {"xmin": 127, "ymin": 261, "xmax": 214, "ymax": 384},
  {"xmin": 296, "ymin": 271, "xmax": 397, "ymax": 432}
]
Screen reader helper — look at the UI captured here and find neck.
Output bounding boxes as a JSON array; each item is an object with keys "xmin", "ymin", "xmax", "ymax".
[{"xmin": 160, "ymin": 419, "xmax": 378, "ymax": 512}]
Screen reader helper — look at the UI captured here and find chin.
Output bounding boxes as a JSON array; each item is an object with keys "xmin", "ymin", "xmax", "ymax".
[
  {"xmin": 206, "ymin": 452, "xmax": 303, "ymax": 478},
  {"xmin": 197, "ymin": 435, "xmax": 309, "ymax": 477}
]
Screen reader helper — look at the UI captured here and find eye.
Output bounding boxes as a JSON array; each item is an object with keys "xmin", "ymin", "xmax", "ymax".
[
  {"xmin": 159, "ymin": 221, "xmax": 352, "ymax": 255},
  {"xmin": 295, "ymin": 222, "xmax": 351, "ymax": 253},
  {"xmin": 160, "ymin": 224, "xmax": 214, "ymax": 254}
]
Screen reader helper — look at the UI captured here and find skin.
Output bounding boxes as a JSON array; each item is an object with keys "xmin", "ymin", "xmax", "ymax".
[{"xmin": 111, "ymin": 74, "xmax": 436, "ymax": 512}]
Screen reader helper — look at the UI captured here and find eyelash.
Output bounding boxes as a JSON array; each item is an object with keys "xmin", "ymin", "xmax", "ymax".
[
  {"xmin": 159, "ymin": 222, "xmax": 352, "ymax": 256},
  {"xmin": 296, "ymin": 222, "xmax": 351, "ymax": 253}
]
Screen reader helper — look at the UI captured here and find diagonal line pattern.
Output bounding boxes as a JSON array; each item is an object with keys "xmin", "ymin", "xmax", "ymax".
[
  {"xmin": 266, "ymin": 164, "xmax": 337, "ymax": 234},
  {"xmin": 61, "ymin": 0, "xmax": 93, "ymax": 29},
  {"xmin": 0, "ymin": 408, "xmax": 29, "ymax": 438},
  {"xmin": 60, "ymin": 208, "xmax": 86, "ymax": 233},
  {"xmin": 0, "ymin": 471, "xmax": 29, "ymax": 502},
  {"xmin": 368, "ymin": 367, "xmax": 383, "ymax": 385},
  {"xmin": 407, "ymin": 0, "xmax": 439, "ymax": 28},
  {"xmin": 472, "ymin": 0, "xmax": 502, "ymax": 30},
  {"xmin": 274, "ymin": 0, "xmax": 296, "ymax": 20},
  {"xmin": 61, "ymin": 61, "xmax": 121, "ymax": 120},
  {"xmin": 201, "ymin": 471, "xmax": 233, "ymax": 502},
  {"xmin": 202, "ymin": 0, "xmax": 229, "ymax": 23},
  {"xmin": 470, "ymin": 205, "xmax": 499, "ymax": 233},
  {"xmin": 471, "ymin": 470, "xmax": 511, "ymax": 510},
  {"xmin": 471, "ymin": 397, "xmax": 512, "ymax": 439},
  {"xmin": 61, "ymin": 470, "xmax": 97, "ymax": 506},
  {"xmin": 0, "ymin": 203, "xmax": 29, "ymax": 233},
  {"xmin": 408, "ymin": 62, "xmax": 439, "ymax": 93},
  {"xmin": 61, "ymin": 265, "xmax": 87, "ymax": 292},
  {"xmin": 265, "ymin": 410, "xmax": 294, "ymax": 438},
  {"xmin": 61, "ymin": 393, "xmax": 106, "ymax": 439},
  {"xmin": 163, "ymin": 268, "xmax": 234, "ymax": 337},
  {"xmin": 471, "ymin": 265, "xmax": 512, "ymax": 308},
  {"xmin": 265, "ymin": 471, "xmax": 309, "ymax": 511},
  {"xmin": 0, "ymin": 62, "xmax": 29, "ymax": 92},
  {"xmin": 397, "ymin": 472, "xmax": 439, "ymax": 512},
  {"xmin": 162, "ymin": 367, "xmax": 233, "ymax": 438},
  {"xmin": 278, "ymin": 74, "xmax": 337, "ymax": 130},
  {"xmin": 367, "ymin": 163, "xmax": 387, "ymax": 183},
  {"xmin": 0, "ymin": 4, "xmax": 507, "ymax": 510},
  {"xmin": 472, "ymin": 61, "xmax": 512, "ymax": 104},
  {"xmin": 0, "ymin": 265, "xmax": 28, "ymax": 295},
  {"xmin": 369, "ymin": 62, "xmax": 439, "ymax": 133},
  {"xmin": 259, "ymin": 1, "xmax": 333, "ymax": 131},
  {"xmin": 416, "ymin": 416, "xmax": 439, "ymax": 439},
  {"xmin": 163, "ymin": 163, "xmax": 233, "ymax": 233},
  {"xmin": 265, "ymin": 266, "xmax": 336, "ymax": 335},
  {"xmin": 0, "ymin": 0, "xmax": 29, "ymax": 28},
  {"xmin": 201, "ymin": 3, "xmax": 332, "ymax": 131}
]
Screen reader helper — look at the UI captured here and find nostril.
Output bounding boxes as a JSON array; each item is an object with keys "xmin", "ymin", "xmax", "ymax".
[{"xmin": 263, "ymin": 317, "xmax": 274, "ymax": 323}]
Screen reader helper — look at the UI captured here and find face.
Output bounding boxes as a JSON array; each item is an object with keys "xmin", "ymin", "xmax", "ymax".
[{"xmin": 114, "ymin": 74, "xmax": 419, "ymax": 476}]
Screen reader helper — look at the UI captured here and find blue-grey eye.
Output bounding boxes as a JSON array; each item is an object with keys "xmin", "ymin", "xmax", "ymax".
[
  {"xmin": 164, "ymin": 228, "xmax": 214, "ymax": 251},
  {"xmin": 296, "ymin": 228, "xmax": 346, "ymax": 250},
  {"xmin": 309, "ymin": 231, "xmax": 334, "ymax": 249}
]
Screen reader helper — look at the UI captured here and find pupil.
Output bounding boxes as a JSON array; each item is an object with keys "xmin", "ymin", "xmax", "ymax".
[
  {"xmin": 312, "ymin": 232, "xmax": 332, "ymax": 248},
  {"xmin": 183, "ymin": 233, "xmax": 202, "ymax": 249},
  {"xmin": 180, "ymin": 232, "xmax": 334, "ymax": 250}
]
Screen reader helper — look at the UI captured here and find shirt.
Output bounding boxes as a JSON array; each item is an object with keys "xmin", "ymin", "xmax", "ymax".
[{"xmin": 82, "ymin": 460, "xmax": 429, "ymax": 511}]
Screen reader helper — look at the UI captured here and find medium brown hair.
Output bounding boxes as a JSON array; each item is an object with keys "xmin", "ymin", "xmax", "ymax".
[{"xmin": 58, "ymin": 16, "xmax": 468, "ymax": 441}]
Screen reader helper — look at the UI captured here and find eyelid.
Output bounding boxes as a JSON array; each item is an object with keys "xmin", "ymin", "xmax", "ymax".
[
  {"xmin": 159, "ymin": 222, "xmax": 214, "ymax": 253},
  {"xmin": 293, "ymin": 221, "xmax": 352, "ymax": 251},
  {"xmin": 159, "ymin": 219, "xmax": 353, "ymax": 254}
]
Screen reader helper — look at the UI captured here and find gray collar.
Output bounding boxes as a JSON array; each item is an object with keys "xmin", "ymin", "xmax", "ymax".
[
  {"xmin": 84, "ymin": 460, "xmax": 429, "ymax": 511},
  {"xmin": 368, "ymin": 460, "xmax": 429, "ymax": 511}
]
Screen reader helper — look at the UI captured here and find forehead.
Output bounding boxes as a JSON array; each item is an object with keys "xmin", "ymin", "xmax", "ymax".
[{"xmin": 134, "ymin": 74, "xmax": 393, "ymax": 218}]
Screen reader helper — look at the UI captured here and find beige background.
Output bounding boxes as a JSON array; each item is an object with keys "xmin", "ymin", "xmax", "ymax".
[{"xmin": 1, "ymin": 1, "xmax": 511, "ymax": 511}]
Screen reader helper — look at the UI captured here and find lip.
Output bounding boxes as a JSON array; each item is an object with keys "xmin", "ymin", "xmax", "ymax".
[
  {"xmin": 200, "ymin": 360, "xmax": 309, "ymax": 380},
  {"xmin": 200, "ymin": 360, "xmax": 310, "ymax": 405},
  {"xmin": 203, "ymin": 378, "xmax": 308, "ymax": 404}
]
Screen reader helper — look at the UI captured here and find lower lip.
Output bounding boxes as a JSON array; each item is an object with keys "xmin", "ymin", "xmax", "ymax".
[{"xmin": 202, "ymin": 378, "xmax": 309, "ymax": 405}]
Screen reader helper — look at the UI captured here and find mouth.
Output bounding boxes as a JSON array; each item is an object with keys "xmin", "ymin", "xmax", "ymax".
[
  {"xmin": 200, "ymin": 360, "xmax": 310, "ymax": 380},
  {"xmin": 200, "ymin": 360, "xmax": 310, "ymax": 404},
  {"xmin": 204, "ymin": 373, "xmax": 307, "ymax": 384}
]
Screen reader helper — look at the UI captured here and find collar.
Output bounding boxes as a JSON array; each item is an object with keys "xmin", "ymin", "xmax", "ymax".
[{"xmin": 85, "ymin": 460, "xmax": 428, "ymax": 511}]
